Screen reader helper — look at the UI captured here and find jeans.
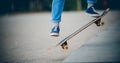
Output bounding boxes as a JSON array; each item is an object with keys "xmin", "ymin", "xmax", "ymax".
[{"xmin": 51, "ymin": 0, "xmax": 97, "ymax": 22}]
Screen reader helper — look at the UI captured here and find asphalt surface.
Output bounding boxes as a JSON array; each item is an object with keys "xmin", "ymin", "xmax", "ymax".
[{"xmin": 0, "ymin": 10, "xmax": 120, "ymax": 63}]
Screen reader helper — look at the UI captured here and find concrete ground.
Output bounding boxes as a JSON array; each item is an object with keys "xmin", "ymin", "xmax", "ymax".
[
  {"xmin": 64, "ymin": 20, "xmax": 120, "ymax": 63},
  {"xmin": 0, "ymin": 10, "xmax": 120, "ymax": 63}
]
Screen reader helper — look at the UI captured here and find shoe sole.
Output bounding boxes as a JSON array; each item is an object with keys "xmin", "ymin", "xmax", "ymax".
[
  {"xmin": 50, "ymin": 33, "xmax": 59, "ymax": 37},
  {"xmin": 85, "ymin": 13, "xmax": 100, "ymax": 17}
]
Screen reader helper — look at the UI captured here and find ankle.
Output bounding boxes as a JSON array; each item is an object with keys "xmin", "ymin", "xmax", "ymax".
[
  {"xmin": 87, "ymin": 3, "xmax": 94, "ymax": 8},
  {"xmin": 52, "ymin": 22, "xmax": 60, "ymax": 27}
]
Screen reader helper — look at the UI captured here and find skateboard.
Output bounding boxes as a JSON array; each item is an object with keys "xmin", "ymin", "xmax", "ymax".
[{"xmin": 49, "ymin": 8, "xmax": 110, "ymax": 50}]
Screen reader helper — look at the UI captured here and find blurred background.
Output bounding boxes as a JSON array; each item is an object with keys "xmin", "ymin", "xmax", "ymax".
[{"xmin": 0, "ymin": 0, "xmax": 120, "ymax": 15}]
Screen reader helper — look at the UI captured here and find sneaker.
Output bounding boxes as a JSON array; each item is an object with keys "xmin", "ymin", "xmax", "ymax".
[
  {"xmin": 50, "ymin": 25, "xmax": 60, "ymax": 37},
  {"xmin": 86, "ymin": 6, "xmax": 99, "ymax": 16}
]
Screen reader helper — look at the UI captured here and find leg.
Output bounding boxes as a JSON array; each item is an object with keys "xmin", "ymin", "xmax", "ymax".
[
  {"xmin": 87, "ymin": 0, "xmax": 97, "ymax": 4},
  {"xmin": 52, "ymin": 0, "xmax": 65, "ymax": 22},
  {"xmin": 50, "ymin": 0, "xmax": 65, "ymax": 37}
]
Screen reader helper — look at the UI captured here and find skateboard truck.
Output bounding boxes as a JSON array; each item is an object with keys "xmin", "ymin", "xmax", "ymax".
[
  {"xmin": 60, "ymin": 41, "xmax": 68, "ymax": 50},
  {"xmin": 94, "ymin": 19, "xmax": 104, "ymax": 26},
  {"xmin": 48, "ymin": 41, "xmax": 68, "ymax": 50}
]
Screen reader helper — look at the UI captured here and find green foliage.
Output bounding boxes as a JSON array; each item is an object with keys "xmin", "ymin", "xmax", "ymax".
[
  {"xmin": 0, "ymin": 0, "xmax": 120, "ymax": 14},
  {"xmin": 64, "ymin": 0, "xmax": 77, "ymax": 11}
]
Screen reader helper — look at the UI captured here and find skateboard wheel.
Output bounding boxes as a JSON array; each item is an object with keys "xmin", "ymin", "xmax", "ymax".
[
  {"xmin": 61, "ymin": 44, "xmax": 68, "ymax": 50},
  {"xmin": 99, "ymin": 22, "xmax": 104, "ymax": 26},
  {"xmin": 63, "ymin": 45, "xmax": 68, "ymax": 50},
  {"xmin": 61, "ymin": 41, "xmax": 68, "ymax": 50}
]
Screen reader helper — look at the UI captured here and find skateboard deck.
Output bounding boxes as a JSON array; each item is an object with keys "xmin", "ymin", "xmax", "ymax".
[{"xmin": 49, "ymin": 8, "xmax": 110, "ymax": 50}]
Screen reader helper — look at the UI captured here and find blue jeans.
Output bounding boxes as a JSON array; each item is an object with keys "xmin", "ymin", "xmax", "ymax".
[{"xmin": 51, "ymin": 0, "xmax": 97, "ymax": 22}]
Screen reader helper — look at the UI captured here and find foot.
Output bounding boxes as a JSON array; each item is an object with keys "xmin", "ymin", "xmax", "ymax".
[
  {"xmin": 86, "ymin": 6, "xmax": 99, "ymax": 17},
  {"xmin": 50, "ymin": 25, "xmax": 60, "ymax": 37}
]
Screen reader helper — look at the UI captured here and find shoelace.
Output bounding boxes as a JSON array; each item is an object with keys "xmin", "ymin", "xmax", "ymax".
[{"xmin": 53, "ymin": 25, "xmax": 58, "ymax": 31}]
